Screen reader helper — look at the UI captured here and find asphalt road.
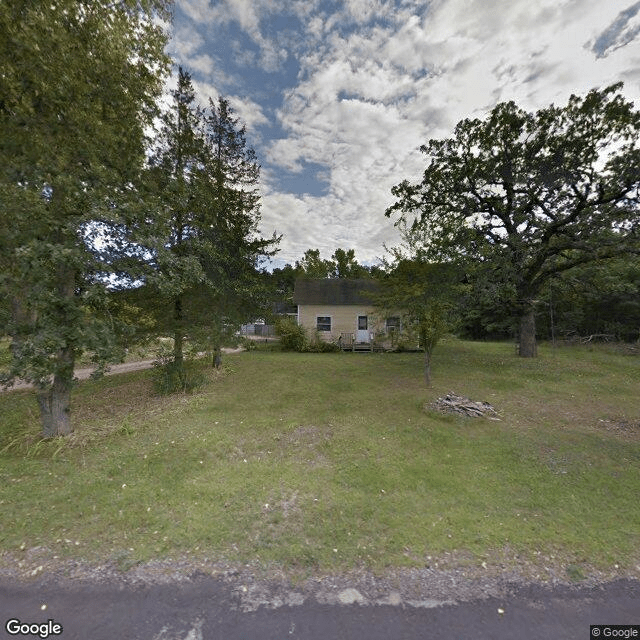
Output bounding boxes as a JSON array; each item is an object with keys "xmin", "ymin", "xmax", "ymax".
[{"xmin": 1, "ymin": 577, "xmax": 638, "ymax": 640}]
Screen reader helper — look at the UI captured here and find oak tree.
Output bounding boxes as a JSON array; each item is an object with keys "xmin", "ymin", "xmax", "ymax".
[{"xmin": 386, "ymin": 84, "xmax": 640, "ymax": 356}]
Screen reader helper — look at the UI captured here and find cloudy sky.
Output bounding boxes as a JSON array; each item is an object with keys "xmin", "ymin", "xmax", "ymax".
[{"xmin": 168, "ymin": 0, "xmax": 640, "ymax": 268}]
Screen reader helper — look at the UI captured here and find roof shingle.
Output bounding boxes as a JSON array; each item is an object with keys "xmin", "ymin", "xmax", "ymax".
[{"xmin": 293, "ymin": 278, "xmax": 379, "ymax": 305}]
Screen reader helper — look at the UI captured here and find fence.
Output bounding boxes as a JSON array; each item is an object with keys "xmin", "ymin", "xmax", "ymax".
[{"xmin": 239, "ymin": 324, "xmax": 276, "ymax": 337}]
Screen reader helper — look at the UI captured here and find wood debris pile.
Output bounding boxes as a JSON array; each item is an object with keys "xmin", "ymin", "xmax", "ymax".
[{"xmin": 429, "ymin": 393, "xmax": 500, "ymax": 419}]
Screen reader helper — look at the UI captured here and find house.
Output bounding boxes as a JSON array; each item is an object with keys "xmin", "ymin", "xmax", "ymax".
[{"xmin": 293, "ymin": 278, "xmax": 400, "ymax": 350}]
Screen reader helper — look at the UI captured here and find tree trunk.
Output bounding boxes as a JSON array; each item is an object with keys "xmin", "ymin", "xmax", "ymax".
[
  {"xmin": 36, "ymin": 348, "xmax": 74, "ymax": 437},
  {"xmin": 519, "ymin": 306, "xmax": 537, "ymax": 358},
  {"xmin": 173, "ymin": 330, "xmax": 184, "ymax": 367},
  {"xmin": 173, "ymin": 296, "xmax": 184, "ymax": 367},
  {"xmin": 424, "ymin": 348, "xmax": 432, "ymax": 388}
]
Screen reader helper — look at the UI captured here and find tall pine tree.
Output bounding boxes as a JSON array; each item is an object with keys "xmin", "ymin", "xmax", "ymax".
[{"xmin": 134, "ymin": 70, "xmax": 279, "ymax": 376}]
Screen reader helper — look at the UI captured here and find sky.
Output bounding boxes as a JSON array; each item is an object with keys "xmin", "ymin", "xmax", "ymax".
[{"xmin": 167, "ymin": 0, "xmax": 640, "ymax": 269}]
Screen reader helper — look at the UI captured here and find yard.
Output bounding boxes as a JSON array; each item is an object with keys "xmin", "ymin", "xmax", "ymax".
[{"xmin": 1, "ymin": 339, "xmax": 639, "ymax": 582}]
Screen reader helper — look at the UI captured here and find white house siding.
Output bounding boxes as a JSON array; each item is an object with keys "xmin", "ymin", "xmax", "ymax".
[{"xmin": 297, "ymin": 304, "xmax": 385, "ymax": 342}]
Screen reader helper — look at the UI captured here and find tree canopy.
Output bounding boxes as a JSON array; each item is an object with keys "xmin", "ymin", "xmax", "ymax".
[
  {"xmin": 373, "ymin": 258, "xmax": 460, "ymax": 386},
  {"xmin": 129, "ymin": 69, "xmax": 279, "ymax": 374},
  {"xmin": 0, "ymin": 0, "xmax": 171, "ymax": 434},
  {"xmin": 293, "ymin": 248, "xmax": 372, "ymax": 279},
  {"xmin": 386, "ymin": 84, "xmax": 640, "ymax": 356}
]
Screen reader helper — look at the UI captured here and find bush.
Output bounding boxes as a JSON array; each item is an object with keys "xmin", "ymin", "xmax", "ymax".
[
  {"xmin": 152, "ymin": 343, "xmax": 206, "ymax": 394},
  {"xmin": 275, "ymin": 317, "xmax": 307, "ymax": 351},
  {"xmin": 305, "ymin": 333, "xmax": 341, "ymax": 353},
  {"xmin": 275, "ymin": 318, "xmax": 341, "ymax": 353},
  {"xmin": 152, "ymin": 359, "xmax": 206, "ymax": 394},
  {"xmin": 237, "ymin": 337, "xmax": 258, "ymax": 351}
]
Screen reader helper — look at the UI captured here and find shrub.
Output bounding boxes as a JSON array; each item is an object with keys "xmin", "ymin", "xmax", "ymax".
[
  {"xmin": 275, "ymin": 317, "xmax": 307, "ymax": 351},
  {"xmin": 152, "ymin": 359, "xmax": 206, "ymax": 394},
  {"xmin": 305, "ymin": 333, "xmax": 341, "ymax": 353},
  {"xmin": 237, "ymin": 337, "xmax": 258, "ymax": 351},
  {"xmin": 152, "ymin": 343, "xmax": 206, "ymax": 394}
]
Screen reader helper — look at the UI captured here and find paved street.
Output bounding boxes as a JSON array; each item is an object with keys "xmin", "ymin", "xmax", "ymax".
[{"xmin": 1, "ymin": 576, "xmax": 638, "ymax": 639}]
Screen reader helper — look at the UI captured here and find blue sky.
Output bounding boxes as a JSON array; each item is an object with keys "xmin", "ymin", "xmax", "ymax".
[{"xmin": 167, "ymin": 0, "xmax": 640, "ymax": 268}]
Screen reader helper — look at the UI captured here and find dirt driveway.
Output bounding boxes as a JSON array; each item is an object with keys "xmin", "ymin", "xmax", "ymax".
[{"xmin": 1, "ymin": 348, "xmax": 244, "ymax": 393}]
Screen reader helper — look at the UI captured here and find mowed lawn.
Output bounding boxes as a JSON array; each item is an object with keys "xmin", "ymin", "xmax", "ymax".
[{"xmin": 1, "ymin": 340, "xmax": 639, "ymax": 579}]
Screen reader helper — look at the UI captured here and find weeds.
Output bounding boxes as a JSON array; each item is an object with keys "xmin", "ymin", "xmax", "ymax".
[{"xmin": 151, "ymin": 344, "xmax": 207, "ymax": 395}]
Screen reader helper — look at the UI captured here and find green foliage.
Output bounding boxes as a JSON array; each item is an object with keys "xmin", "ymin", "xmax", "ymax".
[
  {"xmin": 539, "ymin": 257, "xmax": 640, "ymax": 342},
  {"xmin": 456, "ymin": 283, "xmax": 519, "ymax": 341},
  {"xmin": 305, "ymin": 333, "xmax": 341, "ymax": 353},
  {"xmin": 294, "ymin": 248, "xmax": 372, "ymax": 280},
  {"xmin": 330, "ymin": 248, "xmax": 370, "ymax": 278},
  {"xmin": 151, "ymin": 344, "xmax": 206, "ymax": 395},
  {"xmin": 238, "ymin": 337, "xmax": 258, "ymax": 351},
  {"xmin": 386, "ymin": 84, "xmax": 640, "ymax": 356},
  {"xmin": 457, "ymin": 256, "xmax": 640, "ymax": 342},
  {"xmin": 294, "ymin": 249, "xmax": 335, "ymax": 279},
  {"xmin": 273, "ymin": 317, "xmax": 341, "ymax": 353},
  {"xmin": 0, "ymin": 0, "xmax": 171, "ymax": 434},
  {"xmin": 275, "ymin": 317, "xmax": 307, "ymax": 352},
  {"xmin": 373, "ymin": 259, "xmax": 462, "ymax": 384},
  {"xmin": 131, "ymin": 69, "xmax": 279, "ymax": 372},
  {"xmin": 152, "ymin": 360, "xmax": 207, "ymax": 395}
]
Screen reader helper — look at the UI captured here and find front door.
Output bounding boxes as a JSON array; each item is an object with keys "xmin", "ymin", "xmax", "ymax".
[{"xmin": 356, "ymin": 315, "xmax": 369, "ymax": 343}]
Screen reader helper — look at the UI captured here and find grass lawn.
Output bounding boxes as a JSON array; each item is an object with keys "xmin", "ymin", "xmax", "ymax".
[{"xmin": 1, "ymin": 339, "xmax": 639, "ymax": 581}]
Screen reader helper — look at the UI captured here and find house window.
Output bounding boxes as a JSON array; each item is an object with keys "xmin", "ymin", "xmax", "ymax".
[
  {"xmin": 357, "ymin": 315, "xmax": 368, "ymax": 330},
  {"xmin": 316, "ymin": 316, "xmax": 331, "ymax": 332},
  {"xmin": 386, "ymin": 317, "xmax": 400, "ymax": 333}
]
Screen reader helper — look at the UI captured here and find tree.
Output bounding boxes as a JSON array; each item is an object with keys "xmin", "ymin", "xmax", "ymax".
[
  {"xmin": 134, "ymin": 70, "xmax": 278, "ymax": 375},
  {"xmin": 295, "ymin": 249, "xmax": 334, "ymax": 278},
  {"xmin": 537, "ymin": 257, "xmax": 640, "ymax": 342},
  {"xmin": 197, "ymin": 94, "xmax": 279, "ymax": 349},
  {"xmin": 386, "ymin": 84, "xmax": 640, "ymax": 357},
  {"xmin": 138, "ymin": 68, "xmax": 209, "ymax": 369},
  {"xmin": 294, "ymin": 248, "xmax": 371, "ymax": 279},
  {"xmin": 270, "ymin": 263, "xmax": 301, "ymax": 298},
  {"xmin": 373, "ymin": 257, "xmax": 459, "ymax": 387},
  {"xmin": 331, "ymin": 248, "xmax": 370, "ymax": 278},
  {"xmin": 0, "ymin": 0, "xmax": 170, "ymax": 435}
]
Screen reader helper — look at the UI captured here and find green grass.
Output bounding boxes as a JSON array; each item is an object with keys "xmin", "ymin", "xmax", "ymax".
[{"xmin": 1, "ymin": 339, "xmax": 639, "ymax": 579}]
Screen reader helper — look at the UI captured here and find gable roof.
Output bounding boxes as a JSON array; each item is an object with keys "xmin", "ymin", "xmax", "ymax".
[{"xmin": 293, "ymin": 278, "xmax": 379, "ymax": 305}]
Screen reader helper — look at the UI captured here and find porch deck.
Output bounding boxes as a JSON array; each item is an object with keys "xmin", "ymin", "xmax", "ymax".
[{"xmin": 339, "ymin": 332, "xmax": 384, "ymax": 352}]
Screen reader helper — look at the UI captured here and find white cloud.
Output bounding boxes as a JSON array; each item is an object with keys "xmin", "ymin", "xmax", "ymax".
[
  {"xmin": 259, "ymin": 190, "xmax": 400, "ymax": 265},
  {"xmin": 227, "ymin": 95, "xmax": 270, "ymax": 130},
  {"xmin": 177, "ymin": 0, "xmax": 291, "ymax": 72},
  {"xmin": 342, "ymin": 0, "xmax": 394, "ymax": 24},
  {"xmin": 186, "ymin": 53, "xmax": 216, "ymax": 76},
  {"xmin": 177, "ymin": 0, "xmax": 218, "ymax": 23},
  {"xmin": 191, "ymin": 79, "xmax": 219, "ymax": 107},
  {"xmin": 176, "ymin": 0, "xmax": 640, "ymax": 263},
  {"xmin": 171, "ymin": 25, "xmax": 204, "ymax": 59},
  {"xmin": 190, "ymin": 81, "xmax": 270, "ymax": 133}
]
